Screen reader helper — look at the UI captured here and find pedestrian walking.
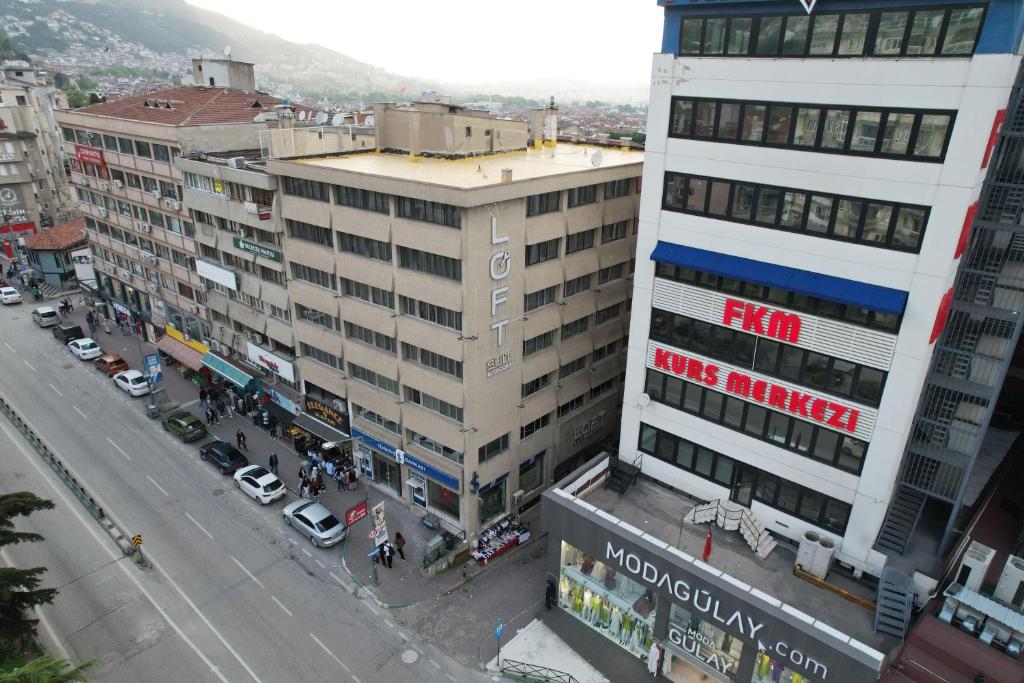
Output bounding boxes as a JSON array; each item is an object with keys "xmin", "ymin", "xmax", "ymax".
[
  {"xmin": 216, "ymin": 398, "xmax": 226, "ymax": 418},
  {"xmin": 268, "ymin": 453, "xmax": 278, "ymax": 474},
  {"xmin": 335, "ymin": 467, "xmax": 344, "ymax": 491},
  {"xmin": 236, "ymin": 429, "xmax": 247, "ymax": 451},
  {"xmin": 299, "ymin": 480, "xmax": 310, "ymax": 499},
  {"xmin": 383, "ymin": 542, "xmax": 394, "ymax": 569},
  {"xmin": 204, "ymin": 407, "xmax": 213, "ymax": 425},
  {"xmin": 210, "ymin": 407, "xmax": 219, "ymax": 426},
  {"xmin": 316, "ymin": 472, "xmax": 325, "ymax": 495},
  {"xmin": 199, "ymin": 388, "xmax": 208, "ymax": 410},
  {"xmin": 394, "ymin": 532, "xmax": 406, "ymax": 560},
  {"xmin": 310, "ymin": 464, "xmax": 319, "ymax": 482},
  {"xmin": 225, "ymin": 397, "xmax": 234, "ymax": 418},
  {"xmin": 325, "ymin": 459, "xmax": 335, "ymax": 481}
]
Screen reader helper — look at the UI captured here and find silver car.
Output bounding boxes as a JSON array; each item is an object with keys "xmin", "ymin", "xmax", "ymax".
[{"xmin": 282, "ymin": 500, "xmax": 347, "ymax": 547}]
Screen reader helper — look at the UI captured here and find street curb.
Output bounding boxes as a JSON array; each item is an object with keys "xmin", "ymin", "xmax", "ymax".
[{"xmin": 442, "ymin": 531, "xmax": 548, "ymax": 596}]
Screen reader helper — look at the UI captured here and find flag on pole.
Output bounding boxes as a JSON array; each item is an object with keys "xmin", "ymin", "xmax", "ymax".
[{"xmin": 702, "ymin": 524, "xmax": 714, "ymax": 562}]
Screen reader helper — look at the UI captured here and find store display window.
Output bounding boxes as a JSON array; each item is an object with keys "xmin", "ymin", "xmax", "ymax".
[
  {"xmin": 428, "ymin": 480, "xmax": 460, "ymax": 520},
  {"xmin": 751, "ymin": 652, "xmax": 816, "ymax": 683},
  {"xmin": 667, "ymin": 603, "xmax": 744, "ymax": 679},
  {"xmin": 558, "ymin": 541, "xmax": 657, "ymax": 658},
  {"xmin": 479, "ymin": 479, "xmax": 507, "ymax": 525}
]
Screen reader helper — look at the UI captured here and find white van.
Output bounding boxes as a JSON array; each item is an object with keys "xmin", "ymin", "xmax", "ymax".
[{"xmin": 31, "ymin": 306, "xmax": 59, "ymax": 327}]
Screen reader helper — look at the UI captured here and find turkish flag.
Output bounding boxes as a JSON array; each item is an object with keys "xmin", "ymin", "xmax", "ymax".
[{"xmin": 702, "ymin": 524, "xmax": 714, "ymax": 562}]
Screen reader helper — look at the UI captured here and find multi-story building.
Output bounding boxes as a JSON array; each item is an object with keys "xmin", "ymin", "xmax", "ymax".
[{"xmin": 269, "ymin": 102, "xmax": 642, "ymax": 537}]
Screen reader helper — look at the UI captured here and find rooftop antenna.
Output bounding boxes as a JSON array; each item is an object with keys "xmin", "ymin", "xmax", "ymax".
[{"xmin": 223, "ymin": 46, "xmax": 232, "ymax": 60}]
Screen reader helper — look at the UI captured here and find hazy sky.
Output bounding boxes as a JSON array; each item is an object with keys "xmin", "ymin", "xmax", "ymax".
[{"xmin": 184, "ymin": 0, "xmax": 665, "ymax": 88}]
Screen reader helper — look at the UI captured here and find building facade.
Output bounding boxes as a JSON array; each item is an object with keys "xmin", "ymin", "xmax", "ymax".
[
  {"xmin": 269, "ymin": 103, "xmax": 642, "ymax": 537},
  {"xmin": 620, "ymin": 0, "xmax": 1024, "ymax": 582}
]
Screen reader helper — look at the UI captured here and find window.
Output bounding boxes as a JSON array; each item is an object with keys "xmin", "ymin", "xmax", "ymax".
[
  {"xmin": 397, "ymin": 197, "xmax": 461, "ymax": 228},
  {"xmin": 478, "ymin": 434, "xmax": 509, "ymax": 462},
  {"xmin": 601, "ymin": 220, "xmax": 629, "ymax": 243},
  {"xmin": 348, "ymin": 363, "xmax": 398, "ymax": 395},
  {"xmin": 405, "ymin": 387, "xmax": 463, "ymax": 422},
  {"xmin": 520, "ymin": 413, "xmax": 552, "ymax": 439},
  {"xmin": 519, "ymin": 453, "xmax": 544, "ymax": 492},
  {"xmin": 558, "ymin": 395, "xmax": 585, "ymax": 418},
  {"xmin": 353, "ymin": 403, "xmax": 400, "ymax": 434},
  {"xmin": 398, "ymin": 246, "xmax": 461, "ymax": 281},
  {"xmin": 598, "ymin": 263, "xmax": 624, "ymax": 284},
  {"xmin": 563, "ymin": 274, "xmax": 592, "ymax": 298},
  {"xmin": 286, "ymin": 219, "xmax": 333, "ymax": 247},
  {"xmin": 561, "ymin": 316, "xmax": 590, "ymax": 340},
  {"xmin": 526, "ymin": 191, "xmax": 561, "ymax": 217},
  {"xmin": 300, "ymin": 342, "xmax": 339, "ymax": 369},
  {"xmin": 401, "ymin": 343, "xmax": 463, "ymax": 379},
  {"xmin": 592, "ymin": 340, "xmax": 619, "ymax": 363},
  {"xmin": 604, "ymin": 179, "xmax": 631, "ymax": 199},
  {"xmin": 559, "ymin": 355, "xmax": 587, "ymax": 379},
  {"xmin": 338, "ymin": 232, "xmax": 392, "ymax": 262},
  {"xmin": 335, "ymin": 185, "xmax": 389, "ymax": 214},
  {"xmin": 567, "ymin": 185, "xmax": 597, "ymax": 208},
  {"xmin": 428, "ymin": 480, "xmax": 460, "ymax": 519},
  {"xmin": 345, "ymin": 322, "xmax": 396, "ymax": 354},
  {"xmin": 565, "ymin": 230, "xmax": 595, "ymax": 255},
  {"xmin": 522, "ymin": 373, "xmax": 553, "ymax": 398},
  {"xmin": 289, "ymin": 262, "xmax": 336, "ymax": 290},
  {"xmin": 590, "ymin": 377, "xmax": 616, "ymax": 399},
  {"xmin": 153, "ymin": 144, "xmax": 171, "ymax": 162},
  {"xmin": 526, "ymin": 238, "xmax": 560, "ymax": 266},
  {"xmin": 117, "ymin": 137, "xmax": 134, "ymax": 154},
  {"xmin": 662, "ymin": 171, "xmax": 929, "ymax": 252},
  {"xmin": 283, "ymin": 176, "xmax": 330, "ymax": 202},
  {"xmin": 669, "ymin": 96, "xmax": 955, "ymax": 162},
  {"xmin": 524, "ymin": 285, "xmax": 558, "ymax": 312},
  {"xmin": 595, "ymin": 303, "xmax": 622, "ymax": 326},
  {"xmin": 408, "ymin": 430, "xmax": 463, "ymax": 463},
  {"xmin": 342, "ymin": 278, "xmax": 394, "ymax": 309},
  {"xmin": 296, "ymin": 303, "xmax": 340, "ymax": 330},
  {"xmin": 523, "ymin": 330, "xmax": 555, "ymax": 357},
  {"xmin": 399, "ymin": 296, "xmax": 462, "ymax": 330},
  {"xmin": 134, "ymin": 140, "xmax": 152, "ymax": 158},
  {"xmin": 479, "ymin": 479, "xmax": 507, "ymax": 525}
]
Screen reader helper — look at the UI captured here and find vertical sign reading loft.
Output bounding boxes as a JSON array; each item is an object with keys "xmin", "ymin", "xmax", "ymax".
[{"xmin": 486, "ymin": 215, "xmax": 513, "ymax": 378}]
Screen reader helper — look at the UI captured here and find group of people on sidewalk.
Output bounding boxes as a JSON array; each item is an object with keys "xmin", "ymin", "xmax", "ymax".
[
  {"xmin": 375, "ymin": 533, "xmax": 406, "ymax": 569},
  {"xmin": 199, "ymin": 385, "xmax": 236, "ymax": 425}
]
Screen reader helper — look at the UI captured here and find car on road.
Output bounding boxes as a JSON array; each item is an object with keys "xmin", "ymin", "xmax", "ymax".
[
  {"xmin": 282, "ymin": 500, "xmax": 347, "ymax": 547},
  {"xmin": 31, "ymin": 306, "xmax": 59, "ymax": 327},
  {"xmin": 199, "ymin": 440, "xmax": 248, "ymax": 475},
  {"xmin": 161, "ymin": 411, "xmax": 207, "ymax": 443},
  {"xmin": 94, "ymin": 354, "xmax": 129, "ymax": 376},
  {"xmin": 112, "ymin": 369, "xmax": 150, "ymax": 397},
  {"xmin": 68, "ymin": 337, "xmax": 102, "ymax": 360},
  {"xmin": 52, "ymin": 323, "xmax": 84, "ymax": 343},
  {"xmin": 0, "ymin": 287, "xmax": 22, "ymax": 304},
  {"xmin": 233, "ymin": 465, "xmax": 286, "ymax": 505}
]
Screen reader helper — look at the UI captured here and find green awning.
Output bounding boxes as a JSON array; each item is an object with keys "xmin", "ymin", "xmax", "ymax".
[{"xmin": 201, "ymin": 353, "xmax": 255, "ymax": 388}]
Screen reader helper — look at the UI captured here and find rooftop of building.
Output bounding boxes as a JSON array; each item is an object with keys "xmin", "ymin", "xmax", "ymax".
[
  {"xmin": 289, "ymin": 143, "xmax": 643, "ymax": 190},
  {"xmin": 24, "ymin": 218, "xmax": 86, "ymax": 251},
  {"xmin": 564, "ymin": 470, "xmax": 897, "ymax": 654},
  {"xmin": 71, "ymin": 86, "xmax": 303, "ymax": 127}
]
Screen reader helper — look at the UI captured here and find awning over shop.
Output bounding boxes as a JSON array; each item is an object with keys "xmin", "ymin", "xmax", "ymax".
[
  {"xmin": 291, "ymin": 413, "xmax": 349, "ymax": 444},
  {"xmin": 265, "ymin": 400, "xmax": 295, "ymax": 426},
  {"xmin": 201, "ymin": 353, "xmax": 256, "ymax": 388},
  {"xmin": 650, "ymin": 241, "xmax": 908, "ymax": 316},
  {"xmin": 155, "ymin": 334, "xmax": 205, "ymax": 371}
]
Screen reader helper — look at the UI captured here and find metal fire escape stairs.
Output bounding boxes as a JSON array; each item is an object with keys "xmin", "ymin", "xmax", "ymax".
[{"xmin": 875, "ymin": 568, "xmax": 915, "ymax": 639}]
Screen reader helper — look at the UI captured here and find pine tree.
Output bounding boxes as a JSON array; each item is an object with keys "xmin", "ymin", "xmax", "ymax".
[
  {"xmin": 0, "ymin": 493, "xmax": 56, "ymax": 651},
  {"xmin": 0, "ymin": 655, "xmax": 93, "ymax": 682}
]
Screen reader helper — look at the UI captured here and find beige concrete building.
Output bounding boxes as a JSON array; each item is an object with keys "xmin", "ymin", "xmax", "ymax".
[{"xmin": 269, "ymin": 103, "xmax": 643, "ymax": 537}]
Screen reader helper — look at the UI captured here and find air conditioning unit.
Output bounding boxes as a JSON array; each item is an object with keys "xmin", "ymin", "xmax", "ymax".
[
  {"xmin": 227, "ymin": 157, "xmax": 246, "ymax": 169},
  {"xmin": 957, "ymin": 540, "xmax": 996, "ymax": 591},
  {"xmin": 189, "ymin": 305, "xmax": 200, "ymax": 314},
  {"xmin": 112, "ymin": 179, "xmax": 123, "ymax": 189},
  {"xmin": 148, "ymin": 282, "xmax": 160, "ymax": 293},
  {"xmin": 512, "ymin": 489, "xmax": 524, "ymax": 506},
  {"xmin": 164, "ymin": 198, "xmax": 180, "ymax": 211},
  {"xmin": 141, "ymin": 224, "xmax": 152, "ymax": 233},
  {"xmin": 146, "ymin": 255, "xmax": 158, "ymax": 264},
  {"xmin": 97, "ymin": 207, "xmax": 108, "ymax": 218},
  {"xmin": 993, "ymin": 555, "xmax": 1024, "ymax": 607},
  {"xmin": 151, "ymin": 189, "xmax": 161, "ymax": 199},
  {"xmin": 98, "ymin": 181, "xmax": 109, "ymax": 191}
]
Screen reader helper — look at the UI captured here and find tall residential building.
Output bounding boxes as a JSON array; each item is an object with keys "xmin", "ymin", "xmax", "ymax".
[{"xmin": 269, "ymin": 102, "xmax": 642, "ymax": 537}]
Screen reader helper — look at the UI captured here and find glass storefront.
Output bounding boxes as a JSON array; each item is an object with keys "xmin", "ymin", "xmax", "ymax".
[
  {"xmin": 751, "ymin": 652, "xmax": 816, "ymax": 683},
  {"xmin": 479, "ymin": 479, "xmax": 507, "ymax": 525},
  {"xmin": 408, "ymin": 475, "xmax": 426, "ymax": 508},
  {"xmin": 558, "ymin": 541, "xmax": 657, "ymax": 658},
  {"xmin": 667, "ymin": 603, "xmax": 744, "ymax": 680},
  {"xmin": 428, "ymin": 479, "xmax": 460, "ymax": 520},
  {"xmin": 376, "ymin": 456, "xmax": 401, "ymax": 495}
]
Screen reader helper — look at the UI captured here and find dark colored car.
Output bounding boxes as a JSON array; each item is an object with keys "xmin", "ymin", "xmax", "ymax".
[
  {"xmin": 199, "ymin": 440, "xmax": 248, "ymax": 474},
  {"xmin": 52, "ymin": 323, "xmax": 84, "ymax": 343},
  {"xmin": 162, "ymin": 411, "xmax": 208, "ymax": 443}
]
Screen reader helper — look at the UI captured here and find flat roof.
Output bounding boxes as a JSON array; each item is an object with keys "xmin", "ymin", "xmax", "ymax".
[
  {"xmin": 577, "ymin": 477, "xmax": 896, "ymax": 652},
  {"xmin": 289, "ymin": 143, "xmax": 643, "ymax": 190}
]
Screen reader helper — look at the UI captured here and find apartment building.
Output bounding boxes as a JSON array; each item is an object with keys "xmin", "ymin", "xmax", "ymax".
[{"xmin": 269, "ymin": 102, "xmax": 642, "ymax": 537}]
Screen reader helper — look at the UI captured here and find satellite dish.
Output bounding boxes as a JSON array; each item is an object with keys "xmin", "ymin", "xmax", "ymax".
[
  {"xmin": 223, "ymin": 46, "xmax": 231, "ymax": 58},
  {"xmin": 298, "ymin": 110, "xmax": 307, "ymax": 122},
  {"xmin": 590, "ymin": 151, "xmax": 604, "ymax": 168},
  {"xmin": 314, "ymin": 112, "xmax": 328, "ymax": 125},
  {"xmin": 330, "ymin": 113, "xmax": 343, "ymax": 127},
  {"xmin": 636, "ymin": 393, "xmax": 651, "ymax": 408}
]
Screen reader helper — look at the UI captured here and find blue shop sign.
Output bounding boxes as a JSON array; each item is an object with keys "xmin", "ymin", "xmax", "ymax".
[
  {"xmin": 352, "ymin": 427, "xmax": 400, "ymax": 460},
  {"xmin": 401, "ymin": 451, "xmax": 460, "ymax": 491}
]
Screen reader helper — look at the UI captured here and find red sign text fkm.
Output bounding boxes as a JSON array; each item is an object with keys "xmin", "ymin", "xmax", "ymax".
[{"xmin": 723, "ymin": 299, "xmax": 801, "ymax": 343}]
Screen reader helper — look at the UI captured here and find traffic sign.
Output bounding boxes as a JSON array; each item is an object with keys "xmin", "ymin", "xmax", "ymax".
[
  {"xmin": 495, "ymin": 623, "xmax": 504, "ymax": 639},
  {"xmin": 131, "ymin": 534, "xmax": 143, "ymax": 547},
  {"xmin": 368, "ymin": 526, "xmax": 383, "ymax": 541}
]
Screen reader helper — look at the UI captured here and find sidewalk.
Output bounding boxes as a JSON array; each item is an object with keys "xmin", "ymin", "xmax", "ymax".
[{"xmin": 487, "ymin": 618, "xmax": 609, "ymax": 683}]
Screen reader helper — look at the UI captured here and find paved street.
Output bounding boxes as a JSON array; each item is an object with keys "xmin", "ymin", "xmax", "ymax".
[{"xmin": 0, "ymin": 298, "xmax": 493, "ymax": 683}]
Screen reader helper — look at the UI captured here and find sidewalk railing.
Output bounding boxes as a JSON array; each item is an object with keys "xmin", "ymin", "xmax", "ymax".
[{"xmin": 500, "ymin": 658, "xmax": 580, "ymax": 683}]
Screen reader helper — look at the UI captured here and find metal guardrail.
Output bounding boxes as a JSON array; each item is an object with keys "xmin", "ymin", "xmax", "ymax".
[{"xmin": 500, "ymin": 659, "xmax": 579, "ymax": 683}]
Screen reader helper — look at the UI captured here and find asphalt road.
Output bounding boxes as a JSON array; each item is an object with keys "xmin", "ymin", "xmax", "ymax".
[{"xmin": 0, "ymin": 301, "xmax": 490, "ymax": 683}]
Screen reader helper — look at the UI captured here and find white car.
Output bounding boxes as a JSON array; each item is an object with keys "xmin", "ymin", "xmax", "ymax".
[
  {"xmin": 68, "ymin": 337, "xmax": 102, "ymax": 360},
  {"xmin": 233, "ymin": 465, "xmax": 286, "ymax": 505},
  {"xmin": 112, "ymin": 370, "xmax": 150, "ymax": 397},
  {"xmin": 0, "ymin": 287, "xmax": 22, "ymax": 304},
  {"xmin": 31, "ymin": 306, "xmax": 59, "ymax": 327}
]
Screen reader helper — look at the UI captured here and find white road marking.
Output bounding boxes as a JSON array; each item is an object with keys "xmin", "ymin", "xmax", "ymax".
[
  {"xmin": 23, "ymin": 359, "xmax": 36, "ymax": 372},
  {"xmin": 430, "ymin": 659, "xmax": 441, "ymax": 669},
  {"xmin": 445, "ymin": 673, "xmax": 457, "ymax": 682},
  {"xmin": 364, "ymin": 602, "xmax": 380, "ymax": 616},
  {"xmin": 184, "ymin": 512, "xmax": 214, "ymax": 540},
  {"xmin": 329, "ymin": 571, "xmax": 347, "ymax": 587},
  {"xmin": 398, "ymin": 631, "xmax": 410, "ymax": 641},
  {"xmin": 106, "ymin": 437, "xmax": 131, "ymax": 461},
  {"xmin": 48, "ymin": 383, "xmax": 63, "ymax": 396},
  {"xmin": 270, "ymin": 596, "xmax": 293, "ymax": 617},
  {"xmin": 4, "ymin": 342, "xmax": 15, "ymax": 352},
  {"xmin": 301, "ymin": 548, "xmax": 312, "ymax": 557},
  {"xmin": 146, "ymin": 475, "xmax": 169, "ymax": 497},
  {"xmin": 315, "ymin": 559, "xmax": 325, "ymax": 568},
  {"xmin": 309, "ymin": 632, "xmax": 350, "ymax": 672},
  {"xmin": 351, "ymin": 676, "xmax": 362, "ymax": 683},
  {"xmin": 230, "ymin": 556, "xmax": 265, "ymax": 589},
  {"xmin": 72, "ymin": 405, "xmax": 86, "ymax": 419},
  {"xmin": 384, "ymin": 618, "xmax": 394, "ymax": 629}
]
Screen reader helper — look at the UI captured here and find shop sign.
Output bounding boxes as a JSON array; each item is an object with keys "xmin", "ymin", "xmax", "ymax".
[
  {"xmin": 74, "ymin": 144, "xmax": 105, "ymax": 166},
  {"xmin": 304, "ymin": 398, "xmax": 345, "ymax": 427},
  {"xmin": 486, "ymin": 351, "xmax": 511, "ymax": 378},
  {"xmin": 196, "ymin": 259, "xmax": 238, "ymax": 291},
  {"xmin": 233, "ymin": 236, "xmax": 282, "ymax": 262},
  {"xmin": 371, "ymin": 501, "xmax": 388, "ymax": 546},
  {"xmin": 246, "ymin": 341, "xmax": 295, "ymax": 382},
  {"xmin": 487, "ymin": 215, "xmax": 512, "ymax": 375},
  {"xmin": 352, "ymin": 427, "xmax": 400, "ymax": 460},
  {"xmin": 398, "ymin": 450, "xmax": 460, "ymax": 491},
  {"xmin": 667, "ymin": 625, "xmax": 738, "ymax": 676},
  {"xmin": 572, "ymin": 411, "xmax": 605, "ymax": 445},
  {"xmin": 345, "ymin": 501, "xmax": 368, "ymax": 527},
  {"xmin": 0, "ymin": 186, "xmax": 28, "ymax": 222},
  {"xmin": 722, "ymin": 298, "xmax": 801, "ymax": 344},
  {"xmin": 266, "ymin": 387, "xmax": 299, "ymax": 415},
  {"xmin": 163, "ymin": 324, "xmax": 209, "ymax": 354}
]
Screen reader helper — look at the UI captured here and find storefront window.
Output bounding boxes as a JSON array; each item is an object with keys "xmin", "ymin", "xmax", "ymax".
[
  {"xmin": 519, "ymin": 453, "xmax": 544, "ymax": 493},
  {"xmin": 428, "ymin": 479, "xmax": 459, "ymax": 520},
  {"xmin": 751, "ymin": 651, "xmax": 816, "ymax": 683},
  {"xmin": 558, "ymin": 542, "xmax": 657, "ymax": 658},
  {"xmin": 479, "ymin": 480, "xmax": 507, "ymax": 525},
  {"xmin": 409, "ymin": 476, "xmax": 426, "ymax": 507},
  {"xmin": 667, "ymin": 603, "xmax": 744, "ymax": 679}
]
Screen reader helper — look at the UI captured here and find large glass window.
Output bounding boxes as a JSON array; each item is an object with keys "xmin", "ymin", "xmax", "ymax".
[
  {"xmin": 427, "ymin": 480, "xmax": 459, "ymax": 520},
  {"xmin": 478, "ymin": 480, "xmax": 507, "ymax": 525},
  {"xmin": 519, "ymin": 453, "xmax": 544, "ymax": 493},
  {"xmin": 667, "ymin": 603, "xmax": 743, "ymax": 679}
]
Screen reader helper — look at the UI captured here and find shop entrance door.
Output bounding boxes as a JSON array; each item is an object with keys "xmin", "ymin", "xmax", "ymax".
[
  {"xmin": 378, "ymin": 457, "xmax": 401, "ymax": 495},
  {"xmin": 730, "ymin": 463, "xmax": 755, "ymax": 507}
]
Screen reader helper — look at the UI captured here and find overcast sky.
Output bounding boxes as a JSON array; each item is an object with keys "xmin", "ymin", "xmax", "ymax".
[{"xmin": 185, "ymin": 0, "xmax": 665, "ymax": 89}]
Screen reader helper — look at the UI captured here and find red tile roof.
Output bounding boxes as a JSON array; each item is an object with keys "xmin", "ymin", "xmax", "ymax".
[
  {"xmin": 74, "ymin": 86, "xmax": 298, "ymax": 127},
  {"xmin": 24, "ymin": 218, "xmax": 87, "ymax": 251}
]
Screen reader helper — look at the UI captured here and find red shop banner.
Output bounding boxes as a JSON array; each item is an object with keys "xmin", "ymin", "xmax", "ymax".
[
  {"xmin": 75, "ymin": 144, "xmax": 105, "ymax": 167},
  {"xmin": 345, "ymin": 501, "xmax": 368, "ymax": 527}
]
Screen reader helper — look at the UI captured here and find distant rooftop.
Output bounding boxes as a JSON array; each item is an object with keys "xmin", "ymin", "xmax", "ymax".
[
  {"xmin": 72, "ymin": 86, "xmax": 304, "ymax": 127},
  {"xmin": 24, "ymin": 218, "xmax": 86, "ymax": 251},
  {"xmin": 290, "ymin": 143, "xmax": 643, "ymax": 190}
]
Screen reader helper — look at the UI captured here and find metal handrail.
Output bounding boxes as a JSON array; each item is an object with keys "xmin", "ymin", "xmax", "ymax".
[{"xmin": 500, "ymin": 658, "xmax": 580, "ymax": 683}]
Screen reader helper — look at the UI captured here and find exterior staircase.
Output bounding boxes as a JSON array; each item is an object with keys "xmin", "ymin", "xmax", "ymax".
[
  {"xmin": 875, "ymin": 485, "xmax": 927, "ymax": 554},
  {"xmin": 604, "ymin": 450, "xmax": 641, "ymax": 494},
  {"xmin": 874, "ymin": 568, "xmax": 914, "ymax": 639},
  {"xmin": 684, "ymin": 499, "xmax": 777, "ymax": 559}
]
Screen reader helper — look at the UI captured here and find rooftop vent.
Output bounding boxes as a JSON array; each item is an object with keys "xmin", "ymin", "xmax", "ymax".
[{"xmin": 501, "ymin": 168, "xmax": 513, "ymax": 183}]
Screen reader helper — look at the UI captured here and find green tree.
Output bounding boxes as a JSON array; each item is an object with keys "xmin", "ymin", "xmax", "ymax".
[
  {"xmin": 0, "ymin": 655, "xmax": 94, "ymax": 682},
  {"xmin": 75, "ymin": 76, "xmax": 98, "ymax": 92},
  {"xmin": 61, "ymin": 85, "xmax": 87, "ymax": 109},
  {"xmin": 0, "ymin": 493, "xmax": 56, "ymax": 651}
]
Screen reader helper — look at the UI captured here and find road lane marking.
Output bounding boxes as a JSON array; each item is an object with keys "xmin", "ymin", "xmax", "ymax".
[
  {"xmin": 315, "ymin": 559, "xmax": 325, "ymax": 568},
  {"xmin": 48, "ymin": 383, "xmax": 63, "ymax": 397},
  {"xmin": 364, "ymin": 602, "xmax": 380, "ymax": 616},
  {"xmin": 106, "ymin": 437, "xmax": 131, "ymax": 461},
  {"xmin": 72, "ymin": 405, "xmax": 86, "ymax": 419},
  {"xmin": 398, "ymin": 632, "xmax": 409, "ymax": 641},
  {"xmin": 23, "ymin": 360, "xmax": 36, "ymax": 372},
  {"xmin": 309, "ymin": 632, "xmax": 350, "ymax": 672},
  {"xmin": 231, "ymin": 556, "xmax": 265, "ymax": 589},
  {"xmin": 329, "ymin": 571, "xmax": 347, "ymax": 588},
  {"xmin": 430, "ymin": 659, "xmax": 441, "ymax": 669},
  {"xmin": 4, "ymin": 342, "xmax": 15, "ymax": 352},
  {"xmin": 184, "ymin": 512, "xmax": 214, "ymax": 540},
  {"xmin": 301, "ymin": 548, "xmax": 312, "ymax": 557},
  {"xmin": 271, "ymin": 596, "xmax": 293, "ymax": 617},
  {"xmin": 384, "ymin": 618, "xmax": 393, "ymax": 629},
  {"xmin": 146, "ymin": 475, "xmax": 169, "ymax": 497},
  {"xmin": 445, "ymin": 673, "xmax": 457, "ymax": 682},
  {"xmin": 351, "ymin": 677, "xmax": 361, "ymax": 683}
]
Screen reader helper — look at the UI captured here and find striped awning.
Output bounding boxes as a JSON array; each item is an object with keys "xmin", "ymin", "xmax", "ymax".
[
  {"xmin": 201, "ymin": 353, "xmax": 256, "ymax": 389},
  {"xmin": 155, "ymin": 334, "xmax": 205, "ymax": 371}
]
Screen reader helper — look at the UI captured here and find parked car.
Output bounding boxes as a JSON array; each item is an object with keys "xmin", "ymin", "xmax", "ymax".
[
  {"xmin": 94, "ymin": 354, "xmax": 129, "ymax": 376},
  {"xmin": 233, "ymin": 465, "xmax": 286, "ymax": 505},
  {"xmin": 112, "ymin": 370, "xmax": 150, "ymax": 397},
  {"xmin": 52, "ymin": 323, "xmax": 84, "ymax": 343},
  {"xmin": 282, "ymin": 500, "xmax": 347, "ymax": 547},
  {"xmin": 198, "ymin": 440, "xmax": 248, "ymax": 475},
  {"xmin": 0, "ymin": 287, "xmax": 22, "ymax": 305},
  {"xmin": 68, "ymin": 337, "xmax": 102, "ymax": 360},
  {"xmin": 161, "ymin": 411, "xmax": 208, "ymax": 443},
  {"xmin": 31, "ymin": 306, "xmax": 59, "ymax": 327}
]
